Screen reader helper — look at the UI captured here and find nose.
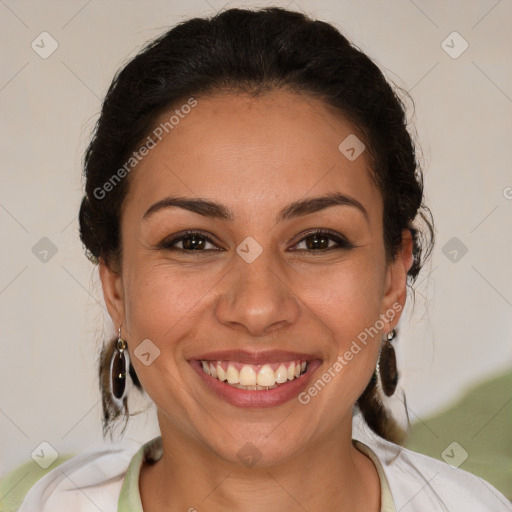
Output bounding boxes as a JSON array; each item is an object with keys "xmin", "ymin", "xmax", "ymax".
[{"xmin": 215, "ymin": 251, "xmax": 300, "ymax": 337}]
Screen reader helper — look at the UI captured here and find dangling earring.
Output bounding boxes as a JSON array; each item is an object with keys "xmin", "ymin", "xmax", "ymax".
[
  {"xmin": 376, "ymin": 328, "xmax": 398, "ymax": 397},
  {"xmin": 109, "ymin": 326, "xmax": 129, "ymax": 406}
]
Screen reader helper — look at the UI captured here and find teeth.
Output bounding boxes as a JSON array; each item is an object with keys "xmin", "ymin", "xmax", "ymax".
[
  {"xmin": 200, "ymin": 359, "xmax": 308, "ymax": 390},
  {"xmin": 257, "ymin": 365, "xmax": 276, "ymax": 387},
  {"xmin": 217, "ymin": 364, "xmax": 227, "ymax": 382},
  {"xmin": 239, "ymin": 365, "xmax": 257, "ymax": 386},
  {"xmin": 275, "ymin": 364, "xmax": 288, "ymax": 384},
  {"xmin": 232, "ymin": 383, "xmax": 279, "ymax": 391},
  {"xmin": 226, "ymin": 364, "xmax": 239, "ymax": 384}
]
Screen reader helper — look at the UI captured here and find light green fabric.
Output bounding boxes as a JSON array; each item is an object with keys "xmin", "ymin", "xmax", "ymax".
[
  {"xmin": 0, "ymin": 454, "xmax": 75, "ymax": 512},
  {"xmin": 117, "ymin": 437, "xmax": 152, "ymax": 512},
  {"xmin": 354, "ymin": 439, "xmax": 396, "ymax": 512}
]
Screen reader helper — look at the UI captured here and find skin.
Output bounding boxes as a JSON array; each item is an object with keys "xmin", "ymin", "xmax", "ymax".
[{"xmin": 100, "ymin": 89, "xmax": 413, "ymax": 511}]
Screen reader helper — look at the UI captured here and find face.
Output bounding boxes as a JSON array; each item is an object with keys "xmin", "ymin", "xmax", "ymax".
[{"xmin": 100, "ymin": 89, "xmax": 412, "ymax": 466}]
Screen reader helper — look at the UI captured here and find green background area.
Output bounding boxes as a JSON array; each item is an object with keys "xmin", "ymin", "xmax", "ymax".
[{"xmin": 405, "ymin": 370, "xmax": 512, "ymax": 499}]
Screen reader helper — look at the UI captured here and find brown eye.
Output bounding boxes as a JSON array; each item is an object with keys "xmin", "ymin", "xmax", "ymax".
[
  {"xmin": 293, "ymin": 230, "xmax": 354, "ymax": 252},
  {"xmin": 180, "ymin": 235, "xmax": 208, "ymax": 250},
  {"xmin": 304, "ymin": 233, "xmax": 331, "ymax": 250},
  {"xmin": 159, "ymin": 231, "xmax": 220, "ymax": 252}
]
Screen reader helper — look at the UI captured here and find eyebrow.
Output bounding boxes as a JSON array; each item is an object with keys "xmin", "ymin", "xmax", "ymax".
[{"xmin": 142, "ymin": 192, "xmax": 369, "ymax": 224}]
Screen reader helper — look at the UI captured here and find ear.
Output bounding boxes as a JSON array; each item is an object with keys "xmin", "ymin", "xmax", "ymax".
[
  {"xmin": 99, "ymin": 257, "xmax": 126, "ymax": 330},
  {"xmin": 381, "ymin": 229, "xmax": 414, "ymax": 331}
]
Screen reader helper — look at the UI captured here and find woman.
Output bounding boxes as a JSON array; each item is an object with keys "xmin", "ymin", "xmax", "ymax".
[{"xmin": 1, "ymin": 6, "xmax": 510, "ymax": 512}]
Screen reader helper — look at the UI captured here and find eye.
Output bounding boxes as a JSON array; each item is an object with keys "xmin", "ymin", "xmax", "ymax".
[
  {"xmin": 292, "ymin": 230, "xmax": 354, "ymax": 252},
  {"xmin": 157, "ymin": 229, "xmax": 354, "ymax": 254},
  {"xmin": 158, "ymin": 231, "xmax": 221, "ymax": 252}
]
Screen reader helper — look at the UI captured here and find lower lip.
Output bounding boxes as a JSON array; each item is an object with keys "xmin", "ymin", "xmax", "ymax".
[{"xmin": 189, "ymin": 360, "xmax": 322, "ymax": 408}]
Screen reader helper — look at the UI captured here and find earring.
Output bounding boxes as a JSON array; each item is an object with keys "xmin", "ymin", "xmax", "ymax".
[
  {"xmin": 376, "ymin": 328, "xmax": 398, "ymax": 397},
  {"xmin": 109, "ymin": 326, "xmax": 129, "ymax": 406}
]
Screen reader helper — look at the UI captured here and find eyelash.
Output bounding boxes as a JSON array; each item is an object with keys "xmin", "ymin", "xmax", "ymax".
[{"xmin": 158, "ymin": 229, "xmax": 354, "ymax": 254}]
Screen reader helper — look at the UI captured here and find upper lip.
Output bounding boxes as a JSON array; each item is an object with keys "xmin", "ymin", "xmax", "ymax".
[{"xmin": 190, "ymin": 349, "xmax": 321, "ymax": 365}]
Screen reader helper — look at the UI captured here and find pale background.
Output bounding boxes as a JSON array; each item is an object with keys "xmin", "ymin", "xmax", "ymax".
[{"xmin": 1, "ymin": 0, "xmax": 511, "ymax": 476}]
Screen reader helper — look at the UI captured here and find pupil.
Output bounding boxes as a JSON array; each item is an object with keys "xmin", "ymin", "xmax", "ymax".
[
  {"xmin": 183, "ymin": 236, "xmax": 204, "ymax": 250},
  {"xmin": 307, "ymin": 234, "xmax": 328, "ymax": 250}
]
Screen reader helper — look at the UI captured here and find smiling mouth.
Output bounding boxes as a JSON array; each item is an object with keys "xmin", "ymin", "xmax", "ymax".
[{"xmin": 199, "ymin": 360, "xmax": 309, "ymax": 391}]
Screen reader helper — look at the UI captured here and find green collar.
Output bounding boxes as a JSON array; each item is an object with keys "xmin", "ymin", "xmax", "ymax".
[{"xmin": 118, "ymin": 436, "xmax": 163, "ymax": 512}]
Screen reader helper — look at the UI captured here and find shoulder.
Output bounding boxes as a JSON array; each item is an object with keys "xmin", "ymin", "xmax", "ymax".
[
  {"xmin": 0, "ymin": 440, "xmax": 140, "ymax": 512},
  {"xmin": 362, "ymin": 434, "xmax": 512, "ymax": 511}
]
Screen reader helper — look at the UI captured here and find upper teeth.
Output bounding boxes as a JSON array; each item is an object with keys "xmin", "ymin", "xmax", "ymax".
[{"xmin": 201, "ymin": 360, "xmax": 307, "ymax": 387}]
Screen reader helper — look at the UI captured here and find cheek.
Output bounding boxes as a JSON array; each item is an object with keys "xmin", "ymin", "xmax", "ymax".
[
  {"xmin": 124, "ymin": 268, "xmax": 207, "ymax": 340},
  {"xmin": 298, "ymin": 256, "xmax": 386, "ymax": 339},
  {"xmin": 122, "ymin": 260, "xmax": 222, "ymax": 371},
  {"xmin": 296, "ymin": 257, "xmax": 385, "ymax": 394},
  {"xmin": 295, "ymin": 273, "xmax": 384, "ymax": 415},
  {"xmin": 121, "ymin": 263, "xmax": 214, "ymax": 418}
]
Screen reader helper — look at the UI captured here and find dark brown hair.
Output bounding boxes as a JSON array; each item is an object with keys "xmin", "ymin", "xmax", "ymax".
[{"xmin": 78, "ymin": 6, "xmax": 434, "ymax": 441}]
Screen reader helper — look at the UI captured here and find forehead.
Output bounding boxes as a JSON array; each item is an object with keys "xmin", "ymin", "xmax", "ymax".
[{"xmin": 124, "ymin": 90, "xmax": 381, "ymax": 221}]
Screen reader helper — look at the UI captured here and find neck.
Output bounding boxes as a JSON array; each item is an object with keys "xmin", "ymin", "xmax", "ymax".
[{"xmin": 139, "ymin": 415, "xmax": 381, "ymax": 512}]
